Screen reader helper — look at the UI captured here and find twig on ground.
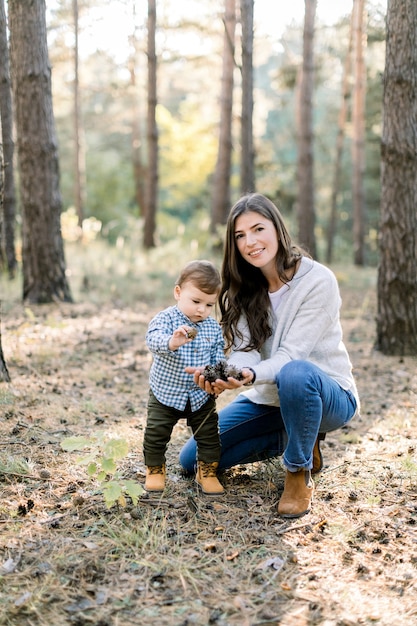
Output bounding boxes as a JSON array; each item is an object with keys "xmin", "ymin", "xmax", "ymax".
[{"xmin": 276, "ymin": 517, "xmax": 327, "ymax": 535}]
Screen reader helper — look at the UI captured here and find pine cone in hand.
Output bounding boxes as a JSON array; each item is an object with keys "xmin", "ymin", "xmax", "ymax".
[
  {"xmin": 202, "ymin": 360, "xmax": 244, "ymax": 383},
  {"xmin": 186, "ymin": 328, "xmax": 198, "ymax": 339}
]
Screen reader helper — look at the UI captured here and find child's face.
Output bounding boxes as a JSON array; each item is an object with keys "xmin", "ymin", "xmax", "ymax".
[{"xmin": 174, "ymin": 282, "xmax": 218, "ymax": 323}]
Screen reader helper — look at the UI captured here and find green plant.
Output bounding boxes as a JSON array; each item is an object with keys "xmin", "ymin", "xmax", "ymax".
[
  {"xmin": 61, "ymin": 434, "xmax": 143, "ymax": 508},
  {"xmin": 401, "ymin": 454, "xmax": 417, "ymax": 486},
  {"xmin": 0, "ymin": 455, "xmax": 32, "ymax": 476}
]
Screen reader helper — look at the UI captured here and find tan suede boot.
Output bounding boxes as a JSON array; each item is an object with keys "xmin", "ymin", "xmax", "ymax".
[
  {"xmin": 196, "ymin": 461, "xmax": 224, "ymax": 495},
  {"xmin": 145, "ymin": 464, "xmax": 166, "ymax": 492},
  {"xmin": 277, "ymin": 469, "xmax": 314, "ymax": 518}
]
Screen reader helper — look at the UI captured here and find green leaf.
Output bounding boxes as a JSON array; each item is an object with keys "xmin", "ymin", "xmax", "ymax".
[
  {"xmin": 87, "ymin": 462, "xmax": 98, "ymax": 476},
  {"xmin": 101, "ymin": 457, "xmax": 117, "ymax": 474},
  {"xmin": 77, "ymin": 453, "xmax": 97, "ymax": 466},
  {"xmin": 123, "ymin": 480, "xmax": 144, "ymax": 505},
  {"xmin": 103, "ymin": 439, "xmax": 129, "ymax": 461},
  {"xmin": 61, "ymin": 436, "xmax": 92, "ymax": 452},
  {"xmin": 102, "ymin": 481, "xmax": 122, "ymax": 508}
]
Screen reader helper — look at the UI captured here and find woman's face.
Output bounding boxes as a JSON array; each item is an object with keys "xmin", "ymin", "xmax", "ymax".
[{"xmin": 234, "ymin": 211, "xmax": 279, "ymax": 274}]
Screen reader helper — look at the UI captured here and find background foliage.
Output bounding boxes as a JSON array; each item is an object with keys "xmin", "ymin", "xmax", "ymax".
[{"xmin": 44, "ymin": 0, "xmax": 386, "ymax": 265}]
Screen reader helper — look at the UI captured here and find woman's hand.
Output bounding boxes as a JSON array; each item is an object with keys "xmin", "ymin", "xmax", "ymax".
[
  {"xmin": 184, "ymin": 366, "xmax": 255, "ymax": 395},
  {"xmin": 184, "ymin": 366, "xmax": 216, "ymax": 394}
]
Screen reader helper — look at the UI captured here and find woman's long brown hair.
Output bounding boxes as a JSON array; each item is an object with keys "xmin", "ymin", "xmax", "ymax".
[{"xmin": 219, "ymin": 193, "xmax": 307, "ymax": 352}]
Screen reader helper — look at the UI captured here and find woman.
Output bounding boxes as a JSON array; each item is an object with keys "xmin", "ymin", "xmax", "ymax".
[{"xmin": 180, "ymin": 193, "xmax": 359, "ymax": 518}]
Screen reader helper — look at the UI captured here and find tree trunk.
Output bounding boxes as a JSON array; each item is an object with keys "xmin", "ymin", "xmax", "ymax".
[
  {"xmin": 0, "ymin": 342, "xmax": 10, "ymax": 382},
  {"xmin": 0, "ymin": 310, "xmax": 10, "ymax": 382},
  {"xmin": 240, "ymin": 0, "xmax": 255, "ymax": 194},
  {"xmin": 143, "ymin": 0, "xmax": 158, "ymax": 249},
  {"xmin": 211, "ymin": 0, "xmax": 236, "ymax": 231},
  {"xmin": 296, "ymin": 0, "xmax": 317, "ymax": 259},
  {"xmin": 326, "ymin": 10, "xmax": 354, "ymax": 264},
  {"xmin": 129, "ymin": 1, "xmax": 146, "ymax": 217},
  {"xmin": 72, "ymin": 0, "xmax": 86, "ymax": 227},
  {"xmin": 351, "ymin": 0, "xmax": 367, "ymax": 266},
  {"xmin": 0, "ymin": 0, "xmax": 17, "ymax": 278},
  {"xmin": 0, "ymin": 142, "xmax": 3, "ymax": 267},
  {"xmin": 376, "ymin": 0, "xmax": 417, "ymax": 356},
  {"xmin": 9, "ymin": 0, "xmax": 72, "ymax": 303}
]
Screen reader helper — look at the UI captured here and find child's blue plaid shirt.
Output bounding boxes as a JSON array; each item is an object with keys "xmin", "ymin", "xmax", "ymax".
[{"xmin": 146, "ymin": 305, "xmax": 225, "ymax": 411}]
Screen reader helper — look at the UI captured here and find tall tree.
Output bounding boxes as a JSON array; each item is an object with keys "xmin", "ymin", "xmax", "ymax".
[
  {"xmin": 326, "ymin": 9, "xmax": 354, "ymax": 264},
  {"xmin": 376, "ymin": 0, "xmax": 417, "ymax": 356},
  {"xmin": 128, "ymin": 1, "xmax": 146, "ymax": 217},
  {"xmin": 0, "ymin": 0, "xmax": 17, "ymax": 278},
  {"xmin": 211, "ymin": 0, "xmax": 236, "ymax": 231},
  {"xmin": 8, "ymin": 0, "xmax": 72, "ymax": 303},
  {"xmin": 351, "ymin": 0, "xmax": 367, "ymax": 266},
  {"xmin": 296, "ymin": 0, "xmax": 317, "ymax": 258},
  {"xmin": 0, "ymin": 142, "xmax": 3, "ymax": 262},
  {"xmin": 0, "ymin": 303, "xmax": 10, "ymax": 382},
  {"xmin": 0, "ymin": 327, "xmax": 11, "ymax": 382},
  {"xmin": 72, "ymin": 0, "xmax": 86, "ymax": 226},
  {"xmin": 240, "ymin": 0, "xmax": 255, "ymax": 193},
  {"xmin": 143, "ymin": 0, "xmax": 158, "ymax": 249}
]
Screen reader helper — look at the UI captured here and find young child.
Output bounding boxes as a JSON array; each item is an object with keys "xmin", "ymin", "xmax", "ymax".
[{"xmin": 143, "ymin": 260, "xmax": 225, "ymax": 495}]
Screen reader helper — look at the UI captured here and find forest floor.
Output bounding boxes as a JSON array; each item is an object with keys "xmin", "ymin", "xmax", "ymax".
[{"xmin": 0, "ymin": 266, "xmax": 416, "ymax": 626}]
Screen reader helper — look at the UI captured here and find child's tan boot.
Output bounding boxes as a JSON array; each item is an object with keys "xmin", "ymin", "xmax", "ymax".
[
  {"xmin": 145, "ymin": 464, "xmax": 166, "ymax": 492},
  {"xmin": 196, "ymin": 461, "xmax": 224, "ymax": 495}
]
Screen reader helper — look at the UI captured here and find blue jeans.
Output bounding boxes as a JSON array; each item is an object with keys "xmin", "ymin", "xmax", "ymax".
[{"xmin": 179, "ymin": 360, "xmax": 357, "ymax": 473}]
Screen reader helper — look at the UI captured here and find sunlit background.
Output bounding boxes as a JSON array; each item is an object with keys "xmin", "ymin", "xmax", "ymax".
[{"xmin": 41, "ymin": 0, "xmax": 388, "ymax": 267}]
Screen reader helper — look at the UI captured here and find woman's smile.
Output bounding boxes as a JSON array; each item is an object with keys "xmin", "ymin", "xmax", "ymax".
[{"xmin": 248, "ymin": 248, "xmax": 264, "ymax": 257}]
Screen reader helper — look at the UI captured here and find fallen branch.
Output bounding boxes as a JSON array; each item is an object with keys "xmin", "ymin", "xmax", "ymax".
[{"xmin": 276, "ymin": 517, "xmax": 327, "ymax": 535}]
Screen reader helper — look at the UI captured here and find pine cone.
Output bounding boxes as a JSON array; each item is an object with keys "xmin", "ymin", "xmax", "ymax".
[{"xmin": 202, "ymin": 360, "xmax": 244, "ymax": 382}]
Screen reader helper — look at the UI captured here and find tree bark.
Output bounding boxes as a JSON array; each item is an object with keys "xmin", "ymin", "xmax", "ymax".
[
  {"xmin": 240, "ymin": 0, "xmax": 255, "ymax": 194},
  {"xmin": 9, "ymin": 0, "xmax": 72, "ymax": 303},
  {"xmin": 0, "ymin": 343, "xmax": 10, "ymax": 382},
  {"xmin": 143, "ymin": 0, "xmax": 158, "ymax": 249},
  {"xmin": 351, "ymin": 0, "xmax": 367, "ymax": 266},
  {"xmin": 72, "ymin": 0, "xmax": 86, "ymax": 227},
  {"xmin": 0, "ymin": 0, "xmax": 17, "ymax": 278},
  {"xmin": 0, "ymin": 304, "xmax": 10, "ymax": 382},
  {"xmin": 0, "ymin": 142, "xmax": 3, "ymax": 267},
  {"xmin": 129, "ymin": 1, "xmax": 146, "ymax": 217},
  {"xmin": 376, "ymin": 0, "xmax": 417, "ymax": 356},
  {"xmin": 211, "ymin": 0, "xmax": 236, "ymax": 231},
  {"xmin": 326, "ymin": 11, "xmax": 354, "ymax": 264},
  {"xmin": 296, "ymin": 0, "xmax": 317, "ymax": 258}
]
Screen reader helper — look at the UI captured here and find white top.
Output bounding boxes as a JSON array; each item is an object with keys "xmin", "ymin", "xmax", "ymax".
[
  {"xmin": 269, "ymin": 284, "xmax": 290, "ymax": 311},
  {"xmin": 228, "ymin": 257, "xmax": 360, "ymax": 413}
]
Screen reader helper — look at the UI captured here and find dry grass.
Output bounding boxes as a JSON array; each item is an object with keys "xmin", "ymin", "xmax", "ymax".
[{"xmin": 1, "ymin": 251, "xmax": 417, "ymax": 626}]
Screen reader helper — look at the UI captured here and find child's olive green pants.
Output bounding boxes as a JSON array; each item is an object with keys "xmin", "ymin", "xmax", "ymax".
[{"xmin": 143, "ymin": 390, "xmax": 221, "ymax": 467}]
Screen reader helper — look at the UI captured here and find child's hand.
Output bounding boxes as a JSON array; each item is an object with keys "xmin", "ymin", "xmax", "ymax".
[
  {"xmin": 185, "ymin": 366, "xmax": 216, "ymax": 395},
  {"xmin": 184, "ymin": 364, "xmax": 253, "ymax": 394},
  {"xmin": 168, "ymin": 326, "xmax": 197, "ymax": 350}
]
